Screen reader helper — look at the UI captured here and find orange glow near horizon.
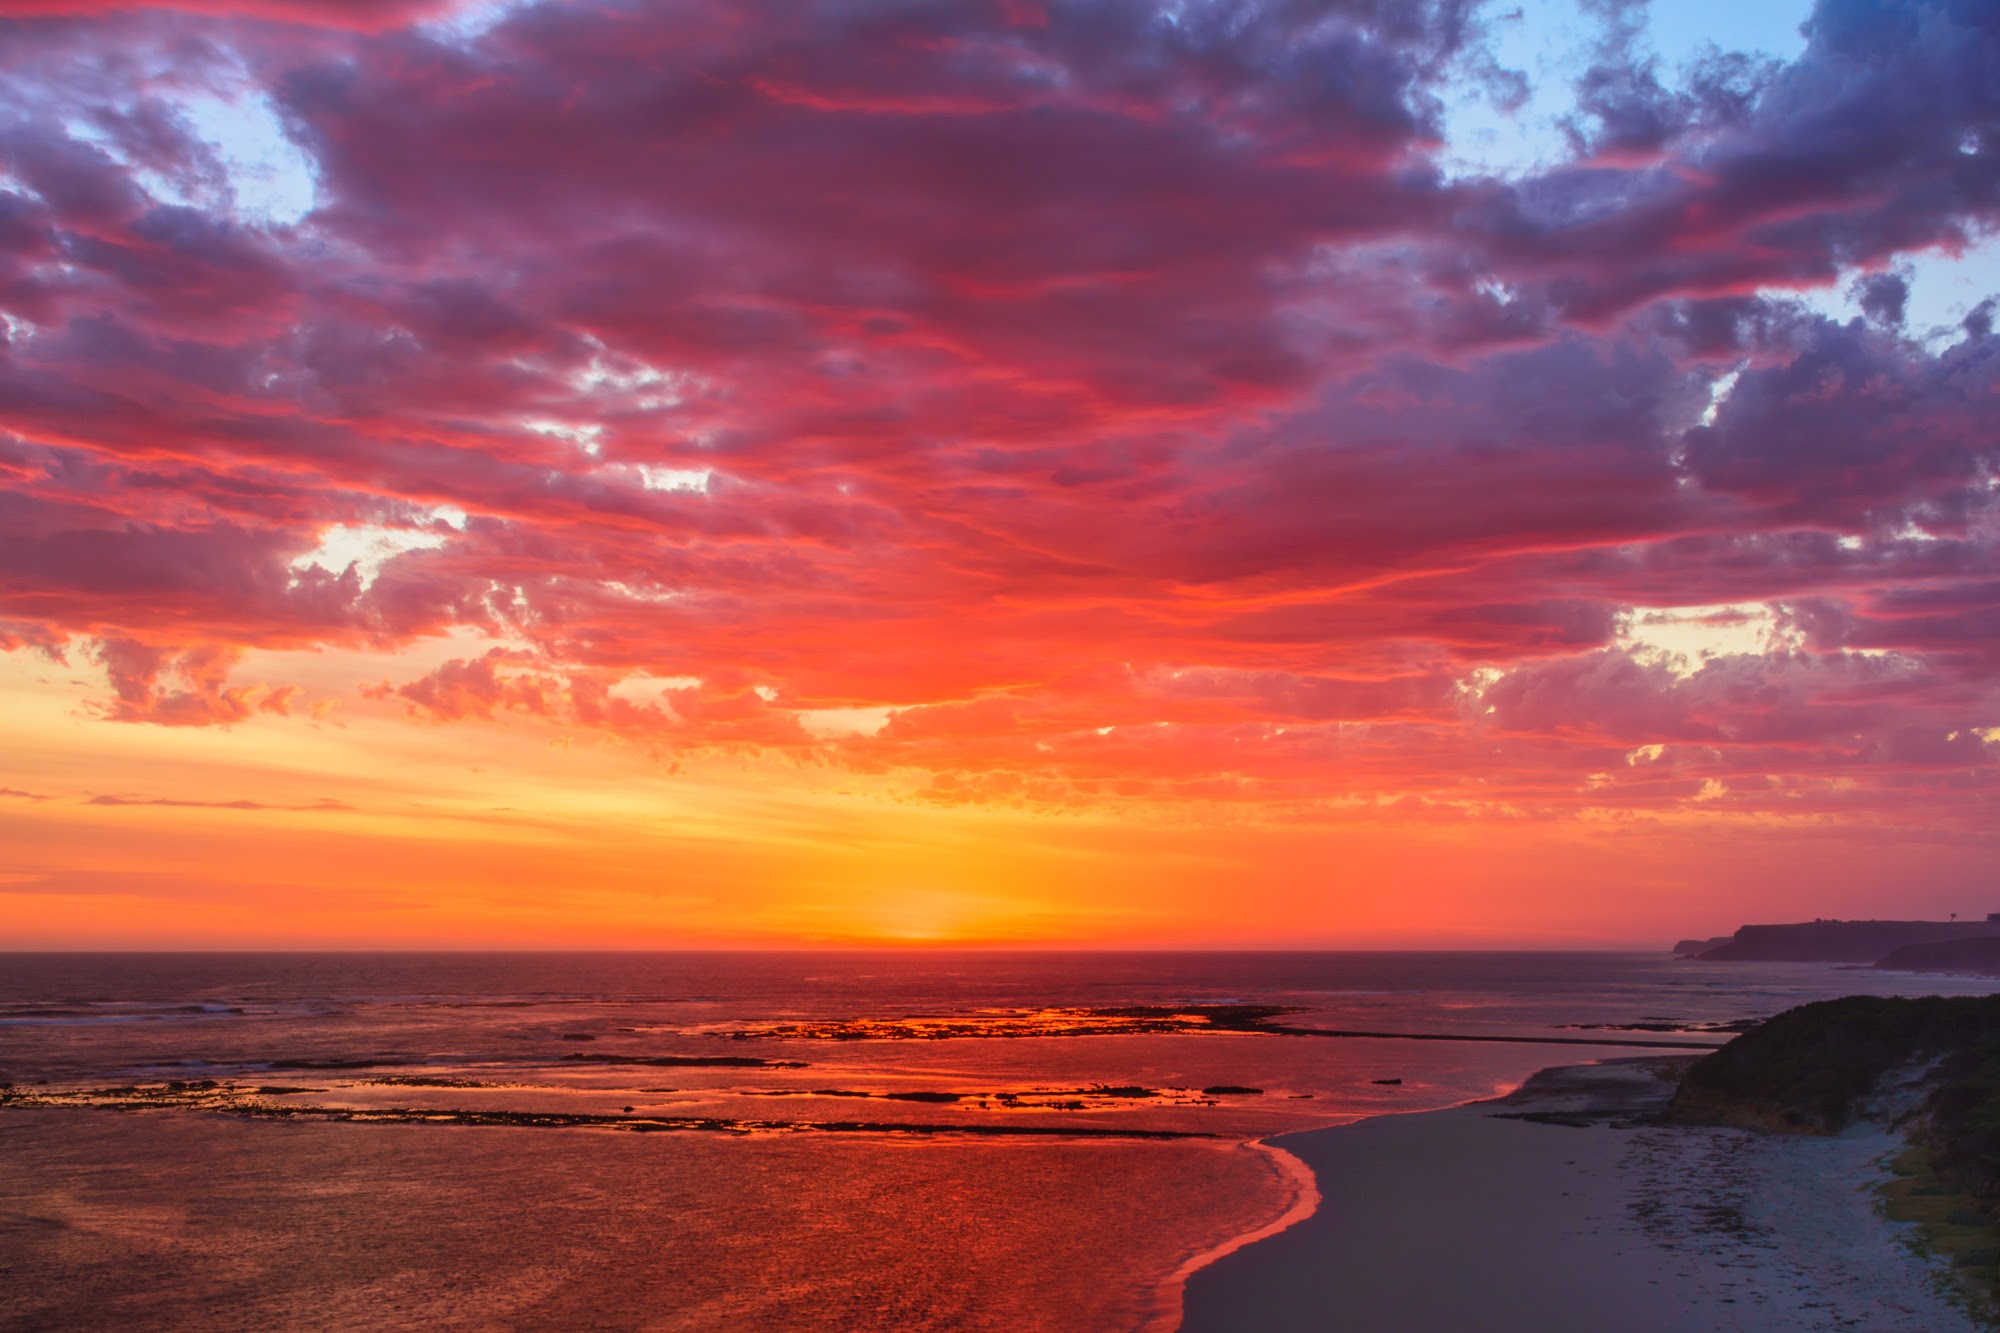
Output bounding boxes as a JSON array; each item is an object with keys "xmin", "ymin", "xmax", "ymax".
[{"xmin": 7, "ymin": 643, "xmax": 1997, "ymax": 951}]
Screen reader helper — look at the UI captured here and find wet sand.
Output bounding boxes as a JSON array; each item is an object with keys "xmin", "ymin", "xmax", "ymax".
[{"xmin": 1181, "ymin": 1060, "xmax": 1975, "ymax": 1333}]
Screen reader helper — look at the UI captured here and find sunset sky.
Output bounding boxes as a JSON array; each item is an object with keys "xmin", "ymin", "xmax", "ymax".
[{"xmin": 4, "ymin": 0, "xmax": 2000, "ymax": 948}]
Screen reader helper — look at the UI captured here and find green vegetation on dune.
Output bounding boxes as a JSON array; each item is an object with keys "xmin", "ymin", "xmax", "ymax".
[
  {"xmin": 1669, "ymin": 994, "xmax": 2000, "ymax": 1320},
  {"xmin": 1934, "ymin": 1045, "xmax": 2000, "ymax": 1177},
  {"xmin": 1669, "ymin": 995, "xmax": 2000, "ymax": 1133},
  {"xmin": 1881, "ymin": 1144, "xmax": 2000, "ymax": 1311}
]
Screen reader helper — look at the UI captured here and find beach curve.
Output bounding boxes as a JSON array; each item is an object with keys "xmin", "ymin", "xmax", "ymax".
[
  {"xmin": 1177, "ymin": 1058, "xmax": 1979, "ymax": 1333},
  {"xmin": 1141, "ymin": 1137, "xmax": 1324, "ymax": 1333}
]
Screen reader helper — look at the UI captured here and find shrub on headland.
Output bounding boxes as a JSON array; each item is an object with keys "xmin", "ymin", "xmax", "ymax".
[
  {"xmin": 1668, "ymin": 994, "xmax": 2000, "ymax": 1134},
  {"xmin": 1669, "ymin": 994, "xmax": 2000, "ymax": 1316},
  {"xmin": 1926, "ymin": 1042, "xmax": 2000, "ymax": 1208}
]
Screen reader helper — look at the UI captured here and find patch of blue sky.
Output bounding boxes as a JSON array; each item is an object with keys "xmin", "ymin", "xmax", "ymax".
[
  {"xmin": 1437, "ymin": 0, "xmax": 1811, "ymax": 180},
  {"xmin": 80, "ymin": 84, "xmax": 316, "ymax": 227},
  {"xmin": 175, "ymin": 92, "xmax": 317, "ymax": 227},
  {"xmin": 1438, "ymin": 1, "xmax": 1996, "ymax": 335},
  {"xmin": 1795, "ymin": 238, "xmax": 2000, "ymax": 341},
  {"xmin": 424, "ymin": 0, "xmax": 528, "ymax": 43}
]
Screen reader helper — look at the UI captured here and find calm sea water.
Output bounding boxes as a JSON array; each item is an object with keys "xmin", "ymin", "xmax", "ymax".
[{"xmin": 4, "ymin": 951, "xmax": 1994, "ymax": 1330}]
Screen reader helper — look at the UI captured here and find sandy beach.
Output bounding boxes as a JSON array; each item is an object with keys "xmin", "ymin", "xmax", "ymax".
[{"xmin": 1181, "ymin": 1059, "xmax": 1975, "ymax": 1333}]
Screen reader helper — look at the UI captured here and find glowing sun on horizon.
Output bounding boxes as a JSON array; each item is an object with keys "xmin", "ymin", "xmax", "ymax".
[{"xmin": 844, "ymin": 888, "xmax": 1045, "ymax": 945}]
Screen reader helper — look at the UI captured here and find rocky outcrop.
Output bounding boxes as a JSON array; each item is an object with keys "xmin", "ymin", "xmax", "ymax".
[{"xmin": 1672, "ymin": 936, "xmax": 1734, "ymax": 958}]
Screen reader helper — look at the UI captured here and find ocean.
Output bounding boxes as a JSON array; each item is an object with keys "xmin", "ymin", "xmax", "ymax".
[{"xmin": 5, "ymin": 951, "xmax": 1995, "ymax": 1330}]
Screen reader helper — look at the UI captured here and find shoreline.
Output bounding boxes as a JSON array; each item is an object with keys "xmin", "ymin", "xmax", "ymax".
[
  {"xmin": 1147, "ymin": 1075, "xmax": 1543, "ymax": 1333},
  {"xmin": 1141, "ymin": 1138, "xmax": 1323, "ymax": 1333},
  {"xmin": 1177, "ymin": 1057, "xmax": 1978, "ymax": 1333}
]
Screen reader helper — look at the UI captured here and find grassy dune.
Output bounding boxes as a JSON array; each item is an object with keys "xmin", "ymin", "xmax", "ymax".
[{"xmin": 1668, "ymin": 994, "xmax": 2000, "ymax": 1321}]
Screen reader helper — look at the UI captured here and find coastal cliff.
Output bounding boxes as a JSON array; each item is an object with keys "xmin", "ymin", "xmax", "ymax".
[
  {"xmin": 1686, "ymin": 916, "xmax": 2000, "ymax": 963},
  {"xmin": 1875, "ymin": 937, "xmax": 2000, "ymax": 979}
]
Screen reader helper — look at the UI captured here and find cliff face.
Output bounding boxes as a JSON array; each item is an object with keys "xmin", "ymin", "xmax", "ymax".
[
  {"xmin": 1876, "ymin": 937, "xmax": 2000, "ymax": 978},
  {"xmin": 1697, "ymin": 919, "xmax": 2000, "ymax": 963}
]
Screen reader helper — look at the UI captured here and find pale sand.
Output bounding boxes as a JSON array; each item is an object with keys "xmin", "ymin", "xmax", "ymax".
[{"xmin": 1180, "ymin": 1060, "xmax": 1978, "ymax": 1333}]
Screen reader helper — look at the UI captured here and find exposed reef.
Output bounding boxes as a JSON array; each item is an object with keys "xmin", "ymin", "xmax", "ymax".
[
  {"xmin": 560, "ymin": 1054, "xmax": 809, "ymax": 1068},
  {"xmin": 716, "ymin": 1004, "xmax": 1298, "ymax": 1042},
  {"xmin": 1275, "ymin": 1026, "xmax": 1715, "ymax": 1050},
  {"xmin": 1564, "ymin": 1019, "xmax": 1762, "ymax": 1035},
  {"xmin": 746, "ymin": 1084, "xmax": 1244, "ymax": 1109},
  {"xmin": 265, "ymin": 1058, "xmax": 417, "ymax": 1070},
  {"xmin": 0, "ymin": 1081, "xmax": 1212, "ymax": 1141},
  {"xmin": 715, "ymin": 1004, "xmax": 1718, "ymax": 1050}
]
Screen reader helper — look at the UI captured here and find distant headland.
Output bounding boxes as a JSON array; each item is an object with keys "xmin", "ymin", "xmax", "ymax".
[{"xmin": 1674, "ymin": 915, "xmax": 2000, "ymax": 973}]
